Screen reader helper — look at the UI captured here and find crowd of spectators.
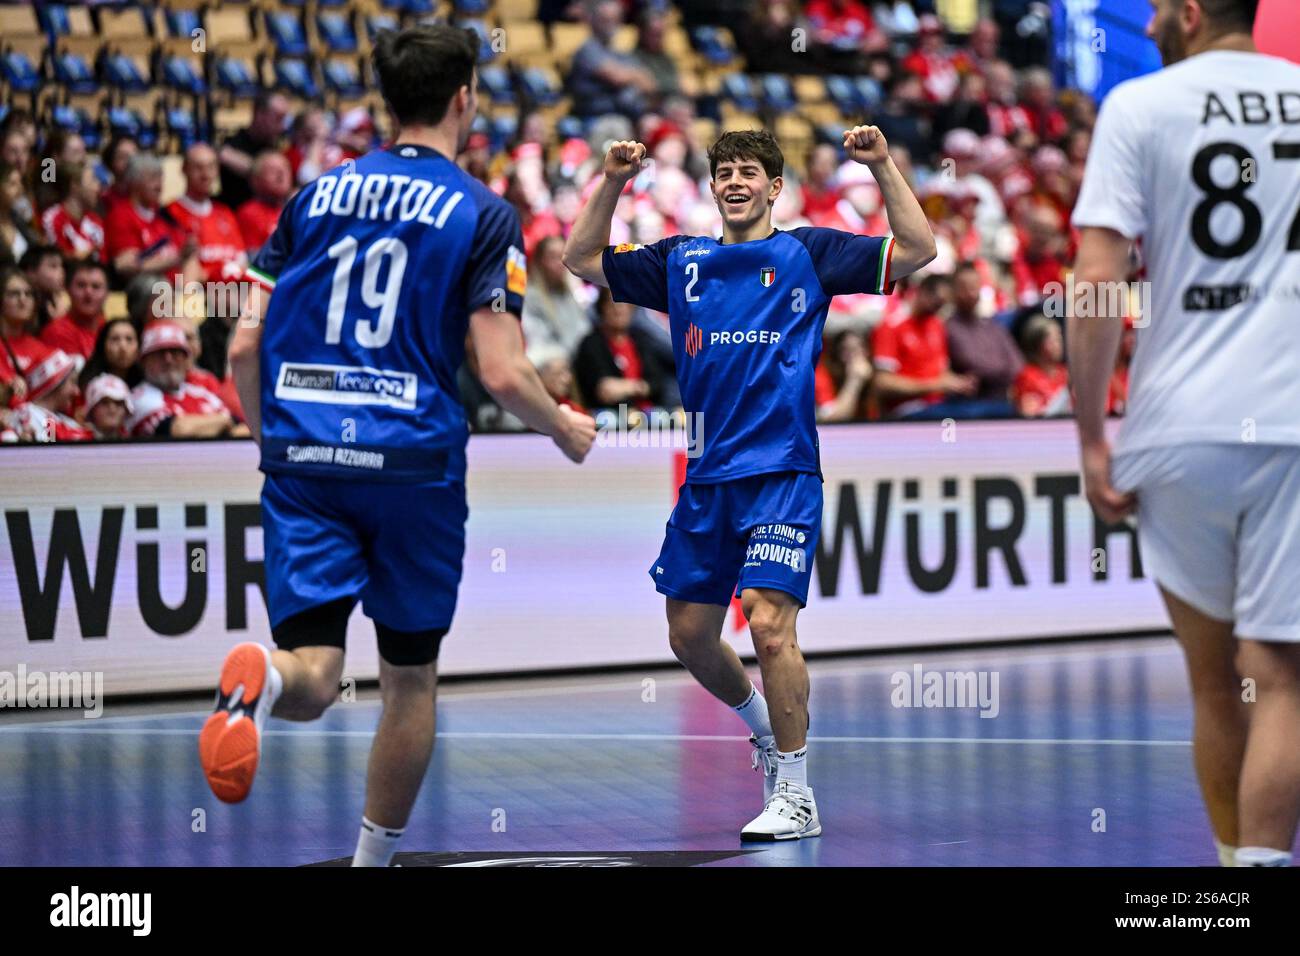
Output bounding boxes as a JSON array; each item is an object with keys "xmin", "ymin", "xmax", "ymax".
[{"xmin": 0, "ymin": 0, "xmax": 1129, "ymax": 444}]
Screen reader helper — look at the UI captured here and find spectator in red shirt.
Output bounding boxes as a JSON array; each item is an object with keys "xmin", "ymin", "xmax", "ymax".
[
  {"xmin": 79, "ymin": 317, "xmax": 141, "ymax": 391},
  {"xmin": 127, "ymin": 321, "xmax": 247, "ymax": 438},
  {"xmin": 82, "ymin": 372, "xmax": 133, "ymax": 440},
  {"xmin": 236, "ymin": 151, "xmax": 292, "ymax": 254},
  {"xmin": 985, "ymin": 61, "xmax": 1033, "ymax": 141},
  {"xmin": 806, "ymin": 0, "xmax": 881, "ymax": 49},
  {"xmin": 816, "ymin": 329, "xmax": 873, "ymax": 423},
  {"xmin": 40, "ymin": 259, "xmax": 107, "ymax": 366},
  {"xmin": 872, "ymin": 274, "xmax": 977, "ymax": 419},
  {"xmin": 99, "ymin": 133, "xmax": 139, "ymax": 221},
  {"xmin": 1012, "ymin": 316, "xmax": 1070, "ymax": 417},
  {"xmin": 12, "ymin": 348, "xmax": 92, "ymax": 442},
  {"xmin": 284, "ymin": 107, "xmax": 331, "ymax": 187},
  {"xmin": 33, "ymin": 129, "xmax": 86, "ymax": 212},
  {"xmin": 1011, "ymin": 203, "xmax": 1068, "ymax": 305},
  {"xmin": 41, "ymin": 160, "xmax": 104, "ymax": 261},
  {"xmin": 1020, "ymin": 67, "xmax": 1068, "ymax": 145},
  {"xmin": 801, "ymin": 144, "xmax": 842, "ymax": 223},
  {"xmin": 105, "ymin": 153, "xmax": 198, "ymax": 284},
  {"xmin": 900, "ymin": 15, "xmax": 971, "ymax": 105},
  {"xmin": 167, "ymin": 143, "xmax": 248, "ymax": 283},
  {"xmin": 0, "ymin": 267, "xmax": 50, "ymax": 394},
  {"xmin": 505, "ymin": 168, "xmax": 563, "ymax": 260},
  {"xmin": 574, "ymin": 287, "xmax": 677, "ymax": 411}
]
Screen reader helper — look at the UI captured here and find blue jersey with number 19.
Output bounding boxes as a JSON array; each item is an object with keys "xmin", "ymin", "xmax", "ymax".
[{"xmin": 247, "ymin": 143, "xmax": 526, "ymax": 484}]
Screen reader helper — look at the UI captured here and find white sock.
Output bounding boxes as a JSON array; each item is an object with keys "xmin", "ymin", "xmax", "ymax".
[
  {"xmin": 1215, "ymin": 840, "xmax": 1237, "ymax": 867},
  {"xmin": 1235, "ymin": 846, "xmax": 1291, "ymax": 867},
  {"xmin": 775, "ymin": 746, "xmax": 807, "ymax": 789},
  {"xmin": 264, "ymin": 649, "xmax": 284, "ymax": 709},
  {"xmin": 733, "ymin": 684, "xmax": 773, "ymax": 739},
  {"xmin": 352, "ymin": 817, "xmax": 404, "ymax": 867}
]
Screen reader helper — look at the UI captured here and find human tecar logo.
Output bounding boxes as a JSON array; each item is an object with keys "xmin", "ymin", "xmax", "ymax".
[
  {"xmin": 685, "ymin": 322, "xmax": 703, "ymax": 358},
  {"xmin": 760, "ymin": 266, "xmax": 775, "ymax": 287}
]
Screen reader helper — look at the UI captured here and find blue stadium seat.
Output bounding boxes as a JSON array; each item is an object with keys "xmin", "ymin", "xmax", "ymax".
[
  {"xmin": 316, "ymin": 0, "xmax": 350, "ymax": 8},
  {"xmin": 53, "ymin": 49, "xmax": 97, "ymax": 94},
  {"xmin": 164, "ymin": 104, "xmax": 203, "ymax": 150},
  {"xmin": 759, "ymin": 74, "xmax": 795, "ymax": 112},
  {"xmin": 36, "ymin": 4, "xmax": 72, "ymax": 38},
  {"xmin": 103, "ymin": 52, "xmax": 150, "ymax": 92},
  {"xmin": 275, "ymin": 58, "xmax": 319, "ymax": 99},
  {"xmin": 1, "ymin": 50, "xmax": 42, "ymax": 93},
  {"xmin": 317, "ymin": 11, "xmax": 358, "ymax": 53},
  {"xmin": 477, "ymin": 63, "xmax": 514, "ymax": 104},
  {"xmin": 382, "ymin": 0, "xmax": 435, "ymax": 14},
  {"xmin": 161, "ymin": 55, "xmax": 206, "ymax": 95},
  {"xmin": 215, "ymin": 56, "xmax": 261, "ymax": 98},
  {"xmin": 518, "ymin": 67, "xmax": 561, "ymax": 106},
  {"xmin": 454, "ymin": 0, "xmax": 491, "ymax": 14},
  {"xmin": 555, "ymin": 115, "xmax": 586, "ymax": 141},
  {"xmin": 459, "ymin": 19, "xmax": 497, "ymax": 64},
  {"xmin": 106, "ymin": 105, "xmax": 157, "ymax": 149},
  {"xmin": 322, "ymin": 58, "xmax": 365, "ymax": 97},
  {"xmin": 489, "ymin": 113, "xmax": 517, "ymax": 151},
  {"xmin": 824, "ymin": 75, "xmax": 860, "ymax": 114},
  {"xmin": 50, "ymin": 103, "xmax": 100, "ymax": 148},
  {"xmin": 690, "ymin": 26, "xmax": 735, "ymax": 65},
  {"xmin": 365, "ymin": 13, "xmax": 400, "ymax": 41},
  {"xmin": 853, "ymin": 76, "xmax": 883, "ymax": 111},
  {"xmin": 163, "ymin": 8, "xmax": 202, "ymax": 41},
  {"xmin": 720, "ymin": 73, "xmax": 757, "ymax": 112},
  {"xmin": 265, "ymin": 10, "xmax": 310, "ymax": 58}
]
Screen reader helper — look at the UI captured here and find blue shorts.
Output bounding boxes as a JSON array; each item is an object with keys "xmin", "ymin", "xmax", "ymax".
[
  {"xmin": 261, "ymin": 473, "xmax": 469, "ymax": 633},
  {"xmin": 649, "ymin": 471, "xmax": 823, "ymax": 607}
]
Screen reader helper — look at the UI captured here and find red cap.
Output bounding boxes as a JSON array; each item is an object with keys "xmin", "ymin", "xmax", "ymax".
[{"xmin": 83, "ymin": 373, "xmax": 134, "ymax": 414}]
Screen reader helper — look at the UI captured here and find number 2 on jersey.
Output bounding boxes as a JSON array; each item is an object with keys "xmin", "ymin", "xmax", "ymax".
[
  {"xmin": 325, "ymin": 235, "xmax": 409, "ymax": 347},
  {"xmin": 684, "ymin": 261, "xmax": 700, "ymax": 302}
]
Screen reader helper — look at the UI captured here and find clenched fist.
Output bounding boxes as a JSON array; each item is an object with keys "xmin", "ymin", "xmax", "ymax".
[
  {"xmin": 604, "ymin": 140, "xmax": 648, "ymax": 184},
  {"xmin": 842, "ymin": 125, "xmax": 890, "ymax": 166}
]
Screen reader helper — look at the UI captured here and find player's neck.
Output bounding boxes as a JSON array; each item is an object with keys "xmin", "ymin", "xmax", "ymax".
[
  {"xmin": 1188, "ymin": 30, "xmax": 1256, "ymax": 58},
  {"xmin": 391, "ymin": 123, "xmax": 460, "ymax": 160},
  {"xmin": 721, "ymin": 213, "xmax": 776, "ymax": 245}
]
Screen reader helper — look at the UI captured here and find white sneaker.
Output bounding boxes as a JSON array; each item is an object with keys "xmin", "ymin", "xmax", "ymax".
[
  {"xmin": 750, "ymin": 734, "xmax": 778, "ymax": 803},
  {"xmin": 740, "ymin": 780, "xmax": 821, "ymax": 841}
]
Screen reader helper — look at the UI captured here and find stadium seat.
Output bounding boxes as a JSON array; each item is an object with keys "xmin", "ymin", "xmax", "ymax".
[
  {"xmin": 490, "ymin": 112, "xmax": 517, "ymax": 149},
  {"xmin": 265, "ymin": 10, "xmax": 311, "ymax": 58},
  {"xmin": 454, "ymin": 0, "xmax": 491, "ymax": 15},
  {"xmin": 759, "ymin": 74, "xmax": 796, "ymax": 113},
  {"xmin": 161, "ymin": 53, "xmax": 207, "ymax": 95},
  {"xmin": 460, "ymin": 19, "xmax": 498, "ymax": 64},
  {"xmin": 496, "ymin": 21, "xmax": 547, "ymax": 64},
  {"xmin": 322, "ymin": 57, "xmax": 366, "ymax": 98},
  {"xmin": 317, "ymin": 11, "xmax": 360, "ymax": 54},
  {"xmin": 365, "ymin": 13, "xmax": 400, "ymax": 43},
  {"xmin": 517, "ymin": 66, "xmax": 562, "ymax": 106},
  {"xmin": 496, "ymin": 0, "xmax": 538, "ymax": 21},
  {"xmin": 52, "ymin": 45, "xmax": 99, "ymax": 95},
  {"xmin": 49, "ymin": 102, "xmax": 100, "ymax": 149},
  {"xmin": 0, "ymin": 47, "xmax": 42, "ymax": 95},
  {"xmin": 477, "ymin": 63, "xmax": 514, "ymax": 104},
  {"xmin": 106, "ymin": 104, "xmax": 158, "ymax": 149},
  {"xmin": 214, "ymin": 55, "xmax": 262, "ymax": 98},
  {"xmin": 163, "ymin": 102, "xmax": 203, "ymax": 150},
  {"xmin": 205, "ymin": 7, "xmax": 256, "ymax": 48},
  {"xmin": 689, "ymin": 26, "xmax": 737, "ymax": 66},
  {"xmin": 98, "ymin": 5, "xmax": 151, "ymax": 40},
  {"xmin": 103, "ymin": 51, "xmax": 152, "ymax": 93},
  {"xmin": 35, "ymin": 4, "xmax": 72, "ymax": 39},
  {"xmin": 720, "ymin": 72, "xmax": 758, "ymax": 113},
  {"xmin": 554, "ymin": 115, "xmax": 586, "ymax": 142},
  {"xmin": 550, "ymin": 23, "xmax": 588, "ymax": 62},
  {"xmin": 162, "ymin": 7, "xmax": 203, "ymax": 42},
  {"xmin": 275, "ymin": 58, "xmax": 320, "ymax": 99}
]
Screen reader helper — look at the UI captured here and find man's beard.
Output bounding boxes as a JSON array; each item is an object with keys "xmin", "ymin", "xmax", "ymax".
[{"xmin": 1155, "ymin": 19, "xmax": 1188, "ymax": 66}]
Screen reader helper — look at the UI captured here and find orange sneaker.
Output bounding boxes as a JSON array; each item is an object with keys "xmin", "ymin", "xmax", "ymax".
[{"xmin": 199, "ymin": 643, "xmax": 276, "ymax": 803}]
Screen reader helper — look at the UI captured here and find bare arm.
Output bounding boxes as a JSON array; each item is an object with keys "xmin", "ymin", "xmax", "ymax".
[
  {"xmin": 562, "ymin": 141, "xmax": 646, "ymax": 286},
  {"xmin": 220, "ymin": 144, "xmax": 255, "ymax": 179},
  {"xmin": 169, "ymin": 412, "xmax": 235, "ymax": 438},
  {"xmin": 229, "ymin": 285, "xmax": 267, "ymax": 444},
  {"xmin": 1068, "ymin": 226, "xmax": 1135, "ymax": 522},
  {"xmin": 470, "ymin": 308, "xmax": 595, "ymax": 463},
  {"xmin": 843, "ymin": 125, "xmax": 937, "ymax": 279}
]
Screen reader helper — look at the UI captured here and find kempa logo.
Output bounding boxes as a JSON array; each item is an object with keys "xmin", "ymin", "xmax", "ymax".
[
  {"xmin": 0, "ymin": 665, "xmax": 103, "ymax": 717},
  {"xmin": 50, "ymin": 886, "xmax": 151, "ymax": 936},
  {"xmin": 684, "ymin": 322, "xmax": 703, "ymax": 357},
  {"xmin": 890, "ymin": 664, "xmax": 1000, "ymax": 718}
]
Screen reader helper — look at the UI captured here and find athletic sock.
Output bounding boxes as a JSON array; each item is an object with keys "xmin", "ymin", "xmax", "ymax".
[
  {"xmin": 1215, "ymin": 840, "xmax": 1237, "ymax": 867},
  {"xmin": 1235, "ymin": 846, "xmax": 1292, "ymax": 867},
  {"xmin": 265, "ymin": 651, "xmax": 284, "ymax": 710},
  {"xmin": 733, "ymin": 683, "xmax": 774, "ymax": 739},
  {"xmin": 775, "ymin": 746, "xmax": 808, "ymax": 790},
  {"xmin": 352, "ymin": 817, "xmax": 404, "ymax": 867}
]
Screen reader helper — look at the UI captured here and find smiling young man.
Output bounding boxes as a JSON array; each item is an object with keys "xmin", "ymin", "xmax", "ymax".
[{"xmin": 564, "ymin": 127, "xmax": 935, "ymax": 839}]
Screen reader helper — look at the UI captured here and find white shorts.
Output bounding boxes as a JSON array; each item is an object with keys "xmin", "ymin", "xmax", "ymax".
[{"xmin": 1112, "ymin": 443, "xmax": 1300, "ymax": 642}]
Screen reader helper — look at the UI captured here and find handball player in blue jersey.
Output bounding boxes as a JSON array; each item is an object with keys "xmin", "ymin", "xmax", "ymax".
[
  {"xmin": 197, "ymin": 25, "xmax": 596, "ymax": 865},
  {"xmin": 565, "ymin": 128, "xmax": 935, "ymax": 839}
]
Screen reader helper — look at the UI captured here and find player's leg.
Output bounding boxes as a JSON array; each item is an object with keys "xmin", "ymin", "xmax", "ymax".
[
  {"xmin": 665, "ymin": 598, "xmax": 751, "ymax": 707},
  {"xmin": 1114, "ymin": 445, "xmax": 1241, "ymax": 863},
  {"xmin": 1225, "ymin": 446, "xmax": 1300, "ymax": 865},
  {"xmin": 1233, "ymin": 639, "xmax": 1300, "ymax": 864},
  {"xmin": 1160, "ymin": 587, "xmax": 1245, "ymax": 861},
  {"xmin": 347, "ymin": 480, "xmax": 467, "ymax": 867},
  {"xmin": 200, "ymin": 476, "xmax": 364, "ymax": 804},
  {"xmin": 734, "ymin": 473, "xmax": 822, "ymax": 841}
]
